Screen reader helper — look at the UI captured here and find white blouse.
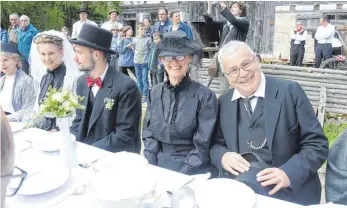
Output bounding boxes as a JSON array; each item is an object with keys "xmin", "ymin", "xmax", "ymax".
[{"xmin": 0, "ymin": 74, "xmax": 16, "ymax": 113}]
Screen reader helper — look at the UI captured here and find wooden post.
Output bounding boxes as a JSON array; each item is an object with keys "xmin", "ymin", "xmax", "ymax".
[{"xmin": 318, "ymin": 87, "xmax": 327, "ymax": 127}]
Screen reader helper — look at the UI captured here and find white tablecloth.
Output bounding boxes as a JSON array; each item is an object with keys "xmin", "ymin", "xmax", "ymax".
[{"xmin": 6, "ymin": 129, "xmax": 304, "ymax": 208}]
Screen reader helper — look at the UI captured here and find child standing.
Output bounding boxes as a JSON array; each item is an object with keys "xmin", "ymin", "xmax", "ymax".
[
  {"xmin": 117, "ymin": 26, "xmax": 136, "ymax": 77},
  {"xmin": 110, "ymin": 24, "xmax": 119, "ymax": 70},
  {"xmin": 133, "ymin": 22, "xmax": 152, "ymax": 103},
  {"xmin": 148, "ymin": 32, "xmax": 165, "ymax": 86}
]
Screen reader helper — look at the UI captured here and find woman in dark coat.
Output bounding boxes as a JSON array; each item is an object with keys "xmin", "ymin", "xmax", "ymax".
[{"xmin": 142, "ymin": 31, "xmax": 218, "ymax": 176}]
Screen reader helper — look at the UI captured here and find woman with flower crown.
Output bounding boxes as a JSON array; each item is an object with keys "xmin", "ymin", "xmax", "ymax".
[{"xmin": 24, "ymin": 30, "xmax": 83, "ymax": 130}]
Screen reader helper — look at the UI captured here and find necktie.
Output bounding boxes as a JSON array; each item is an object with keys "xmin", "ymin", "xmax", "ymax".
[
  {"xmin": 86, "ymin": 76, "xmax": 102, "ymax": 88},
  {"xmin": 242, "ymin": 96, "xmax": 255, "ymax": 120}
]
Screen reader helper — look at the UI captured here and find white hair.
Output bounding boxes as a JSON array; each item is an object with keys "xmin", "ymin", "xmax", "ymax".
[
  {"xmin": 19, "ymin": 15, "xmax": 30, "ymax": 22},
  {"xmin": 217, "ymin": 41, "xmax": 256, "ymax": 71},
  {"xmin": 9, "ymin": 13, "xmax": 19, "ymax": 19}
]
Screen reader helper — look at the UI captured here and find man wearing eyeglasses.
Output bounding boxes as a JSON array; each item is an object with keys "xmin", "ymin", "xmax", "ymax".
[
  {"xmin": 210, "ymin": 41, "xmax": 328, "ymax": 205},
  {"xmin": 153, "ymin": 8, "xmax": 172, "ymax": 35}
]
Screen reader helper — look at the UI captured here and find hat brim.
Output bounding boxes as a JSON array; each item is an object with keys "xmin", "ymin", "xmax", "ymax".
[
  {"xmin": 109, "ymin": 11, "xmax": 119, "ymax": 15},
  {"xmin": 77, "ymin": 10, "xmax": 90, "ymax": 14},
  {"xmin": 158, "ymin": 50, "xmax": 189, "ymax": 57},
  {"xmin": 69, "ymin": 38, "xmax": 116, "ymax": 54}
]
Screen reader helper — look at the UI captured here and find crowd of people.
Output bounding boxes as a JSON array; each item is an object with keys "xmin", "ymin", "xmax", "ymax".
[{"xmin": 1, "ymin": 1, "xmax": 347, "ymax": 207}]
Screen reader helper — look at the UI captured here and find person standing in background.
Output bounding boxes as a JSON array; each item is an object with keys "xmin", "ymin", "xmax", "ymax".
[
  {"xmin": 7, "ymin": 13, "xmax": 20, "ymax": 43},
  {"xmin": 314, "ymin": 16, "xmax": 335, "ymax": 68},
  {"xmin": 290, "ymin": 21, "xmax": 307, "ymax": 66},
  {"xmin": 71, "ymin": 6, "xmax": 97, "ymax": 39},
  {"xmin": 101, "ymin": 9, "xmax": 123, "ymax": 31},
  {"xmin": 153, "ymin": 8, "xmax": 172, "ymax": 35},
  {"xmin": 16, "ymin": 15, "xmax": 38, "ymax": 61}
]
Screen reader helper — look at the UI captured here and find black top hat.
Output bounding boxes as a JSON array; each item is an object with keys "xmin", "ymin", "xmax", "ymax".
[
  {"xmin": 109, "ymin": 9, "xmax": 119, "ymax": 15},
  {"xmin": 69, "ymin": 24, "xmax": 116, "ymax": 54},
  {"xmin": 1, "ymin": 43, "xmax": 20, "ymax": 55},
  {"xmin": 77, "ymin": 6, "xmax": 90, "ymax": 14}
]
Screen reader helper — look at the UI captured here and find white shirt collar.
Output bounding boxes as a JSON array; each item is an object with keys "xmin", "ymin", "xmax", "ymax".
[
  {"xmin": 232, "ymin": 72, "xmax": 266, "ymax": 101},
  {"xmin": 98, "ymin": 65, "xmax": 108, "ymax": 82}
]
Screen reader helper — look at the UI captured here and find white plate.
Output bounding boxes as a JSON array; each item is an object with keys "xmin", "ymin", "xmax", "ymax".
[
  {"xmin": 11, "ymin": 165, "xmax": 70, "ymax": 196},
  {"xmin": 91, "ymin": 165, "xmax": 157, "ymax": 203},
  {"xmin": 93, "ymin": 151, "xmax": 148, "ymax": 171},
  {"xmin": 31, "ymin": 132, "xmax": 76, "ymax": 152},
  {"xmin": 9, "ymin": 122, "xmax": 25, "ymax": 133},
  {"xmin": 194, "ymin": 178, "xmax": 256, "ymax": 208}
]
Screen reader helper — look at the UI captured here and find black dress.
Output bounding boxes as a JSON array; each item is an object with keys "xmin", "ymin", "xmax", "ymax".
[
  {"xmin": 143, "ymin": 76, "xmax": 218, "ymax": 176},
  {"xmin": 37, "ymin": 63, "xmax": 66, "ymax": 131}
]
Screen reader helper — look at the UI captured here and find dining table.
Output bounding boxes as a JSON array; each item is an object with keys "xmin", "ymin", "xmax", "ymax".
[{"xmin": 5, "ymin": 128, "xmax": 305, "ymax": 208}]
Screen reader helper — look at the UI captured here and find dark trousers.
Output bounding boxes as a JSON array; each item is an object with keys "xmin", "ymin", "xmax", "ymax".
[
  {"xmin": 150, "ymin": 71, "xmax": 164, "ymax": 86},
  {"xmin": 119, "ymin": 66, "xmax": 136, "ymax": 78},
  {"xmin": 314, "ymin": 43, "xmax": 333, "ymax": 68},
  {"xmin": 332, "ymin": 47, "xmax": 342, "ymax": 56},
  {"xmin": 290, "ymin": 44, "xmax": 305, "ymax": 66}
]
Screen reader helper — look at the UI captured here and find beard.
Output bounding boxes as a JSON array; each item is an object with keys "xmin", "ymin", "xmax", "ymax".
[{"xmin": 78, "ymin": 57, "xmax": 95, "ymax": 72}]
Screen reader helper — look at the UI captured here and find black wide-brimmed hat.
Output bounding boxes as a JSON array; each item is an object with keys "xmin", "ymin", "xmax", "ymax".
[
  {"xmin": 1, "ymin": 42, "xmax": 20, "ymax": 55},
  {"xmin": 69, "ymin": 24, "xmax": 116, "ymax": 54},
  {"xmin": 77, "ymin": 7, "xmax": 90, "ymax": 14},
  {"xmin": 151, "ymin": 30, "xmax": 203, "ymax": 69}
]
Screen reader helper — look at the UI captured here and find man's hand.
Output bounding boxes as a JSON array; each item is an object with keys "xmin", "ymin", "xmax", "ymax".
[
  {"xmin": 257, "ymin": 168, "xmax": 291, "ymax": 195},
  {"xmin": 219, "ymin": 1, "xmax": 227, "ymax": 9},
  {"xmin": 221, "ymin": 152, "xmax": 250, "ymax": 176}
]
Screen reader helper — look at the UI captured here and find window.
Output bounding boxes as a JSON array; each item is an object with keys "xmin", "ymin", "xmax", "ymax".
[{"xmin": 337, "ymin": 13, "xmax": 347, "ymax": 20}]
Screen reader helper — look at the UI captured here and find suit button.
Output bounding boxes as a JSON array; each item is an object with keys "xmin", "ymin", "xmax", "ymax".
[{"xmin": 104, "ymin": 128, "xmax": 107, "ymax": 131}]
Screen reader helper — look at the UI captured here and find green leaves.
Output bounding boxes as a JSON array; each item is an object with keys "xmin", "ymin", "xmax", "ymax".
[{"xmin": 40, "ymin": 86, "xmax": 85, "ymax": 118}]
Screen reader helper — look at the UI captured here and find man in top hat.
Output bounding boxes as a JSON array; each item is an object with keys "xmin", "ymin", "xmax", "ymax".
[
  {"xmin": 101, "ymin": 9, "xmax": 123, "ymax": 32},
  {"xmin": 290, "ymin": 20, "xmax": 307, "ymax": 66},
  {"xmin": 70, "ymin": 24, "xmax": 142, "ymax": 153},
  {"xmin": 71, "ymin": 6, "xmax": 98, "ymax": 39}
]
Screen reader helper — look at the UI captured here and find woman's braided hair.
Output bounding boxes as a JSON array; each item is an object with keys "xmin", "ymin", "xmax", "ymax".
[{"xmin": 34, "ymin": 34, "xmax": 64, "ymax": 49}]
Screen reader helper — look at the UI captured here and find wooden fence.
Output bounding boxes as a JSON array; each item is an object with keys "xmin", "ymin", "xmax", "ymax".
[{"xmin": 198, "ymin": 59, "xmax": 347, "ymax": 122}]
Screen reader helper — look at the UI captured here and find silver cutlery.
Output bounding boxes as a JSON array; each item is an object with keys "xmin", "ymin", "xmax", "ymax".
[
  {"xmin": 51, "ymin": 184, "xmax": 87, "ymax": 207},
  {"xmin": 78, "ymin": 158, "xmax": 99, "ymax": 168}
]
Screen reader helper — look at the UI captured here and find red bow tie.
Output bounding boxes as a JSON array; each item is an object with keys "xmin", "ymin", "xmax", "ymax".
[{"xmin": 86, "ymin": 76, "xmax": 102, "ymax": 88}]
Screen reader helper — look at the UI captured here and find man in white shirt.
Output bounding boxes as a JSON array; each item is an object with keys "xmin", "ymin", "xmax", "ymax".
[
  {"xmin": 101, "ymin": 9, "xmax": 123, "ymax": 31},
  {"xmin": 71, "ymin": 7, "xmax": 98, "ymax": 39},
  {"xmin": 290, "ymin": 21, "xmax": 307, "ymax": 66},
  {"xmin": 314, "ymin": 16, "xmax": 335, "ymax": 68},
  {"xmin": 332, "ymin": 29, "xmax": 343, "ymax": 56}
]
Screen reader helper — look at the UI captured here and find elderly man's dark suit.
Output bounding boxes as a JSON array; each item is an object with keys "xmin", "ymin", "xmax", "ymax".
[
  {"xmin": 71, "ymin": 66, "xmax": 142, "ymax": 153},
  {"xmin": 210, "ymin": 75, "xmax": 329, "ymax": 205}
]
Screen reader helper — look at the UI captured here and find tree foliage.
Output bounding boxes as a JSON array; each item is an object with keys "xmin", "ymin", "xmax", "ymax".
[{"xmin": 1, "ymin": 1, "xmax": 121, "ymax": 32}]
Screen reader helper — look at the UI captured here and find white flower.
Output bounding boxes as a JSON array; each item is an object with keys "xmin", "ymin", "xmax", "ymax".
[
  {"xmin": 70, "ymin": 97, "xmax": 78, "ymax": 106},
  {"xmin": 104, "ymin": 98, "xmax": 115, "ymax": 110},
  {"xmin": 52, "ymin": 92, "xmax": 64, "ymax": 102}
]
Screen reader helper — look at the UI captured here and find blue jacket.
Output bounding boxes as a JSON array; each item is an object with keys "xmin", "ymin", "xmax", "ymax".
[
  {"xmin": 117, "ymin": 37, "xmax": 134, "ymax": 67},
  {"xmin": 148, "ymin": 44, "xmax": 164, "ymax": 73},
  {"xmin": 17, "ymin": 24, "xmax": 38, "ymax": 60},
  {"xmin": 153, "ymin": 19, "xmax": 172, "ymax": 34},
  {"xmin": 169, "ymin": 22, "xmax": 194, "ymax": 40},
  {"xmin": 1, "ymin": 28, "xmax": 8, "ymax": 43}
]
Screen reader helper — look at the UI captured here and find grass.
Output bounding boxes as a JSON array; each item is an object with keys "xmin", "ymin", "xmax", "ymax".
[{"xmin": 323, "ymin": 122, "xmax": 347, "ymax": 148}]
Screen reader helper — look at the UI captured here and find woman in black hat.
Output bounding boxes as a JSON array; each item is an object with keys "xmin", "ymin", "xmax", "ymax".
[
  {"xmin": 142, "ymin": 30, "xmax": 218, "ymax": 176},
  {"xmin": 0, "ymin": 43, "xmax": 36, "ymax": 120}
]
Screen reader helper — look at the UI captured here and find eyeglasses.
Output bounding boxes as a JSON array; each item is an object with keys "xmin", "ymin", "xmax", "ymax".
[
  {"xmin": 2, "ymin": 167, "xmax": 27, "ymax": 197},
  {"xmin": 162, "ymin": 56, "xmax": 185, "ymax": 62},
  {"xmin": 223, "ymin": 57, "xmax": 255, "ymax": 78},
  {"xmin": 158, "ymin": 14, "xmax": 166, "ymax": 16}
]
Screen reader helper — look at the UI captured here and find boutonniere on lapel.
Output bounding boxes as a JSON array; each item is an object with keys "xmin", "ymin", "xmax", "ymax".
[{"xmin": 104, "ymin": 98, "xmax": 115, "ymax": 110}]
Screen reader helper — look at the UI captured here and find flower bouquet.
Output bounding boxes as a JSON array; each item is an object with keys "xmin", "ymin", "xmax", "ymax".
[{"xmin": 40, "ymin": 87, "xmax": 85, "ymax": 168}]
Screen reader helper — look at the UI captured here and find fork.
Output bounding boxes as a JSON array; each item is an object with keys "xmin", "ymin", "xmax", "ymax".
[{"xmin": 78, "ymin": 158, "xmax": 99, "ymax": 168}]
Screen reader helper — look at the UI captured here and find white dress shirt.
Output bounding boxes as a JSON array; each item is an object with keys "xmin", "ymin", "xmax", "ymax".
[
  {"xmin": 101, "ymin": 21, "xmax": 123, "ymax": 31},
  {"xmin": 71, "ymin": 19, "xmax": 98, "ymax": 38},
  {"xmin": 290, "ymin": 29, "xmax": 307, "ymax": 45},
  {"xmin": 0, "ymin": 74, "xmax": 16, "ymax": 113},
  {"xmin": 231, "ymin": 72, "xmax": 266, "ymax": 112},
  {"xmin": 91, "ymin": 65, "xmax": 108, "ymax": 97},
  {"xmin": 315, "ymin": 24, "xmax": 335, "ymax": 44}
]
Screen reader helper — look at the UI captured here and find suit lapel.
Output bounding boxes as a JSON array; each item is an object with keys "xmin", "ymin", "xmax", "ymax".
[
  {"xmin": 263, "ymin": 76, "xmax": 282, "ymax": 156},
  {"xmin": 79, "ymin": 79, "xmax": 91, "ymax": 138},
  {"xmin": 222, "ymin": 90, "xmax": 239, "ymax": 153},
  {"xmin": 87, "ymin": 67, "xmax": 114, "ymax": 134}
]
